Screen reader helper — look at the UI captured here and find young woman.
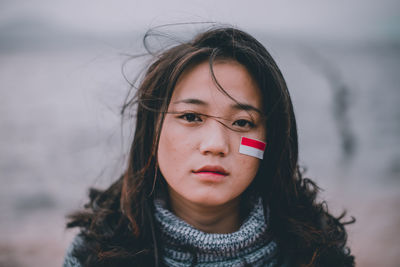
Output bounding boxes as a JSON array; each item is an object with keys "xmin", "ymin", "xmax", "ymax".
[{"xmin": 63, "ymin": 26, "xmax": 355, "ymax": 267}]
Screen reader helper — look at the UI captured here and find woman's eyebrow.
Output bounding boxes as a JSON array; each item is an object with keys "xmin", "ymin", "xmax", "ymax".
[
  {"xmin": 230, "ymin": 103, "xmax": 262, "ymax": 115},
  {"xmin": 173, "ymin": 98, "xmax": 207, "ymax": 106},
  {"xmin": 173, "ymin": 98, "xmax": 262, "ymax": 115}
]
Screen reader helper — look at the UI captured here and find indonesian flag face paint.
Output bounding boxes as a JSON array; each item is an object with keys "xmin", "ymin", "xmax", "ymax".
[{"xmin": 239, "ymin": 137, "xmax": 266, "ymax": 160}]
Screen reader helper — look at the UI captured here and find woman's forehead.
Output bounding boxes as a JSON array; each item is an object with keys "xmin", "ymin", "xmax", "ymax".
[{"xmin": 171, "ymin": 60, "xmax": 263, "ymax": 111}]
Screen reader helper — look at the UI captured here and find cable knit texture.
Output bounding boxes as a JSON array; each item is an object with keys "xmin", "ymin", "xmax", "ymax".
[{"xmin": 154, "ymin": 198, "xmax": 280, "ymax": 267}]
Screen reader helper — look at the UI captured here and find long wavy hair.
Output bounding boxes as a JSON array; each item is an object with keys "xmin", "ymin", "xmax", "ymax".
[{"xmin": 67, "ymin": 26, "xmax": 355, "ymax": 266}]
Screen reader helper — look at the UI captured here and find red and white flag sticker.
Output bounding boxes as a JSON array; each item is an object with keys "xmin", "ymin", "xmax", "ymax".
[{"xmin": 239, "ymin": 137, "xmax": 266, "ymax": 159}]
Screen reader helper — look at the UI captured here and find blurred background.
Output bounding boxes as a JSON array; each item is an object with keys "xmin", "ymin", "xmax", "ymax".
[{"xmin": 0, "ymin": 0, "xmax": 399, "ymax": 266}]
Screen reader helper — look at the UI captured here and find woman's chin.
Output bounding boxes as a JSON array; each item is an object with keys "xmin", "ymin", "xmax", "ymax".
[{"xmin": 184, "ymin": 193, "xmax": 237, "ymax": 208}]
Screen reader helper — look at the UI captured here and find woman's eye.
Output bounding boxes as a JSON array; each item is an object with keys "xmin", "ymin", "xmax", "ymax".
[
  {"xmin": 233, "ymin": 119, "xmax": 255, "ymax": 128},
  {"xmin": 178, "ymin": 113, "xmax": 202, "ymax": 122}
]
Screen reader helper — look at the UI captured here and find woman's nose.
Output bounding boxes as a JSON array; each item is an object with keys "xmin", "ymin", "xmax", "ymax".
[{"xmin": 198, "ymin": 120, "xmax": 230, "ymax": 157}]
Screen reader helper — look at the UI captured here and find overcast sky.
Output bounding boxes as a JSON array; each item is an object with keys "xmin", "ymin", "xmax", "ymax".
[{"xmin": 1, "ymin": 0, "xmax": 399, "ymax": 43}]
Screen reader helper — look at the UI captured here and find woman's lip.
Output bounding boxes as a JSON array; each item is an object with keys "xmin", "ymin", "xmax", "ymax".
[
  {"xmin": 192, "ymin": 165, "xmax": 229, "ymax": 183},
  {"xmin": 193, "ymin": 171, "xmax": 228, "ymax": 183},
  {"xmin": 193, "ymin": 165, "xmax": 229, "ymax": 175},
  {"xmin": 194, "ymin": 171, "xmax": 226, "ymax": 176}
]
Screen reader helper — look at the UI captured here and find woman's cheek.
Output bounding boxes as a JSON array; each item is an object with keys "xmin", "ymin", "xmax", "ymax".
[{"xmin": 236, "ymin": 156, "xmax": 260, "ymax": 181}]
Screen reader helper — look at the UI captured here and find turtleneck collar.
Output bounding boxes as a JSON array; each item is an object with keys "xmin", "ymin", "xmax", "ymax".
[{"xmin": 154, "ymin": 198, "xmax": 279, "ymax": 267}]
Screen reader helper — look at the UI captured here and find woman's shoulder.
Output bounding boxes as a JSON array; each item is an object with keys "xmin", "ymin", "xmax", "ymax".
[{"xmin": 63, "ymin": 234, "xmax": 86, "ymax": 267}]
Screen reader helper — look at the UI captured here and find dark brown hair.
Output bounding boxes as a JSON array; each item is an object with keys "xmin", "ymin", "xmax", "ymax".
[{"xmin": 67, "ymin": 26, "xmax": 355, "ymax": 266}]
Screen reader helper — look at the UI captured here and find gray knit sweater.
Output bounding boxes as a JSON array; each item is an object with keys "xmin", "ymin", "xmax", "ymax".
[
  {"xmin": 154, "ymin": 198, "xmax": 280, "ymax": 267},
  {"xmin": 63, "ymin": 199, "xmax": 283, "ymax": 267}
]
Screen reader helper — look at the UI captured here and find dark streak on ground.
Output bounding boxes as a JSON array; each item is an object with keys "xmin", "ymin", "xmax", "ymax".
[{"xmin": 299, "ymin": 45, "xmax": 357, "ymax": 167}]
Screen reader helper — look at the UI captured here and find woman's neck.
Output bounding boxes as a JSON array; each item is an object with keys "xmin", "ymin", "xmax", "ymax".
[{"xmin": 168, "ymin": 191, "xmax": 241, "ymax": 234}]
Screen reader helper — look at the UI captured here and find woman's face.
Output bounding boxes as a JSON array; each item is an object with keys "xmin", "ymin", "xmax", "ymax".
[{"xmin": 157, "ymin": 60, "xmax": 266, "ymax": 207}]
